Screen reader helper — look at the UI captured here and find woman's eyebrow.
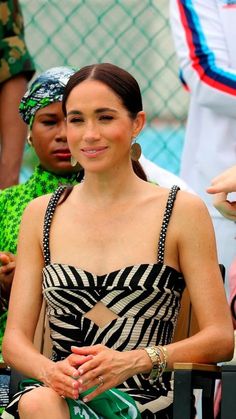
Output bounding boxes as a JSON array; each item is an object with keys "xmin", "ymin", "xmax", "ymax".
[
  {"xmin": 37, "ymin": 112, "xmax": 58, "ymax": 117},
  {"xmin": 67, "ymin": 108, "xmax": 118, "ymax": 116},
  {"xmin": 67, "ymin": 110, "xmax": 82, "ymax": 116},
  {"xmin": 95, "ymin": 107, "xmax": 117, "ymax": 114}
]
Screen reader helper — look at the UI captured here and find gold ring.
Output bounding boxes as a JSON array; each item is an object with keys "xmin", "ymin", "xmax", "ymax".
[{"xmin": 98, "ymin": 375, "xmax": 104, "ymax": 386}]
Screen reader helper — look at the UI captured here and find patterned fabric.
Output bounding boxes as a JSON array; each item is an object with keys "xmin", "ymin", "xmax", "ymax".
[
  {"xmin": 67, "ymin": 387, "xmax": 142, "ymax": 419},
  {"xmin": 3, "ymin": 378, "xmax": 141, "ymax": 419},
  {"xmin": 0, "ymin": 165, "xmax": 78, "ymax": 355},
  {"xmin": 0, "ymin": 0, "xmax": 35, "ymax": 83},
  {"xmin": 2, "ymin": 185, "xmax": 185, "ymax": 419},
  {"xmin": 19, "ymin": 66, "xmax": 75, "ymax": 128},
  {"xmin": 0, "ymin": 165, "xmax": 78, "ymax": 255}
]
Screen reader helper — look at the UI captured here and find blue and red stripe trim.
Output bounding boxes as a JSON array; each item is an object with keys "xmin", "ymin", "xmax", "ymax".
[
  {"xmin": 179, "ymin": 69, "xmax": 190, "ymax": 91},
  {"xmin": 177, "ymin": 0, "xmax": 236, "ymax": 95}
]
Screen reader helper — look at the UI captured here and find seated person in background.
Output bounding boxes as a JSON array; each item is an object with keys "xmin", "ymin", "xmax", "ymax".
[
  {"xmin": 2, "ymin": 63, "xmax": 233, "ymax": 419},
  {"xmin": 0, "ymin": 66, "xmax": 78, "ymax": 390}
]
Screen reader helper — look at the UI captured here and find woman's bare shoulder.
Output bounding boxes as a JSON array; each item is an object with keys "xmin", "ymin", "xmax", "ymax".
[
  {"xmin": 17, "ymin": 193, "xmax": 55, "ymax": 246},
  {"xmin": 150, "ymin": 183, "xmax": 204, "ymax": 205},
  {"xmin": 21, "ymin": 193, "xmax": 54, "ymax": 226},
  {"xmin": 171, "ymin": 189, "xmax": 213, "ymax": 237},
  {"xmin": 175, "ymin": 189, "xmax": 208, "ymax": 212},
  {"xmin": 24, "ymin": 193, "xmax": 53, "ymax": 212},
  {"xmin": 150, "ymin": 184, "xmax": 209, "ymax": 221}
]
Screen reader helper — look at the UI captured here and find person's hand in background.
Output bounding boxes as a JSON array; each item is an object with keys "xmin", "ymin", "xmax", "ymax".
[
  {"xmin": 0, "ymin": 252, "xmax": 15, "ymax": 303},
  {"xmin": 207, "ymin": 165, "xmax": 236, "ymax": 221}
]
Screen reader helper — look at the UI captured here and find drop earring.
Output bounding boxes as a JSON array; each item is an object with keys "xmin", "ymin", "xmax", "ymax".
[
  {"xmin": 70, "ymin": 155, "xmax": 83, "ymax": 171},
  {"xmin": 130, "ymin": 138, "xmax": 141, "ymax": 161},
  {"xmin": 27, "ymin": 133, "xmax": 33, "ymax": 146},
  {"xmin": 70, "ymin": 155, "xmax": 77, "ymax": 167}
]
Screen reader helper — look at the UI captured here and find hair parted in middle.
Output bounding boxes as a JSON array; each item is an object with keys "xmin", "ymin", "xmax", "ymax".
[
  {"xmin": 62, "ymin": 62, "xmax": 143, "ymax": 118},
  {"xmin": 62, "ymin": 62, "xmax": 147, "ymax": 181}
]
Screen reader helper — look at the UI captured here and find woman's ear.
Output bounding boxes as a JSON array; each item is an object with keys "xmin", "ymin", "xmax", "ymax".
[{"xmin": 132, "ymin": 111, "xmax": 146, "ymax": 137}]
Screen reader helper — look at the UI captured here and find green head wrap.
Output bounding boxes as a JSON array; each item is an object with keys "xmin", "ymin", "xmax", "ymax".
[{"xmin": 19, "ymin": 66, "xmax": 75, "ymax": 128}]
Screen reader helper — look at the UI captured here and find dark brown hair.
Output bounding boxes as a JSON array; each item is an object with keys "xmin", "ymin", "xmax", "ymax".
[{"xmin": 62, "ymin": 62, "xmax": 147, "ymax": 182}]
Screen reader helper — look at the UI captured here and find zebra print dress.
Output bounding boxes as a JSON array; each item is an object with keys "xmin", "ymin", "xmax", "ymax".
[{"xmin": 3, "ymin": 185, "xmax": 185, "ymax": 419}]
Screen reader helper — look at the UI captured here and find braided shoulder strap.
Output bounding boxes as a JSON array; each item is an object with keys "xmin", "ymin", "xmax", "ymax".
[
  {"xmin": 158, "ymin": 185, "xmax": 180, "ymax": 263},
  {"xmin": 43, "ymin": 186, "xmax": 67, "ymax": 265}
]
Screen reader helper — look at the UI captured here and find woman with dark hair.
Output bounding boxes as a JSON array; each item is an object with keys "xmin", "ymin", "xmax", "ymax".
[
  {"xmin": 2, "ymin": 63, "xmax": 233, "ymax": 418},
  {"xmin": 62, "ymin": 63, "xmax": 147, "ymax": 183}
]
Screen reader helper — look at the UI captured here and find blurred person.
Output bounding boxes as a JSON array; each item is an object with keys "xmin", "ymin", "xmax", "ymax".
[
  {"xmin": 169, "ymin": 0, "xmax": 236, "ymax": 293},
  {"xmin": 0, "ymin": 0, "xmax": 35, "ymax": 189},
  {"xmin": 2, "ymin": 63, "xmax": 233, "ymax": 419}
]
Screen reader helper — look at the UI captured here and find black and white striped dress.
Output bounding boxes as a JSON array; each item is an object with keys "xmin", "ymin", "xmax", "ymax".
[{"xmin": 3, "ymin": 185, "xmax": 185, "ymax": 419}]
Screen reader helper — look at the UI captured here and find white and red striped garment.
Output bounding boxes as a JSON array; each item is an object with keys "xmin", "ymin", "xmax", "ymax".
[{"xmin": 170, "ymin": 0, "xmax": 236, "ymax": 286}]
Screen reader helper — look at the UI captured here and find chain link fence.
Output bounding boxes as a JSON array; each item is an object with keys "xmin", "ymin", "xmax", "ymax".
[{"xmin": 21, "ymin": 0, "xmax": 189, "ymax": 177}]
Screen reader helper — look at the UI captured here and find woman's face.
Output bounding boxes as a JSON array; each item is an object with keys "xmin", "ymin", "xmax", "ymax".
[
  {"xmin": 31, "ymin": 102, "xmax": 78, "ymax": 175},
  {"xmin": 65, "ymin": 80, "xmax": 145, "ymax": 174}
]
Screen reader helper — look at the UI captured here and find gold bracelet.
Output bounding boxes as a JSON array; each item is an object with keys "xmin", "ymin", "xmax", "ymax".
[
  {"xmin": 142, "ymin": 345, "xmax": 168, "ymax": 382},
  {"xmin": 142, "ymin": 346, "xmax": 162, "ymax": 382},
  {"xmin": 159, "ymin": 345, "xmax": 168, "ymax": 367},
  {"xmin": 153, "ymin": 346, "xmax": 168, "ymax": 377}
]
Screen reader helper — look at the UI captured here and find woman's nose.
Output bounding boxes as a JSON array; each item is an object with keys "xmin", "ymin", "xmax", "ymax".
[
  {"xmin": 55, "ymin": 120, "xmax": 67, "ymax": 142},
  {"xmin": 83, "ymin": 122, "xmax": 100, "ymax": 141}
]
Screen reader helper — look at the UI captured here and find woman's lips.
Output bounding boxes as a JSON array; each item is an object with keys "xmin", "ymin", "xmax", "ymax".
[
  {"xmin": 52, "ymin": 149, "xmax": 71, "ymax": 159},
  {"xmin": 81, "ymin": 147, "xmax": 108, "ymax": 158}
]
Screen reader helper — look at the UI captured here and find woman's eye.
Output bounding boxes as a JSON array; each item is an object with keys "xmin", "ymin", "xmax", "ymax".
[
  {"xmin": 42, "ymin": 120, "xmax": 57, "ymax": 126},
  {"xmin": 68, "ymin": 117, "xmax": 84, "ymax": 123},
  {"xmin": 99, "ymin": 115, "xmax": 113, "ymax": 121}
]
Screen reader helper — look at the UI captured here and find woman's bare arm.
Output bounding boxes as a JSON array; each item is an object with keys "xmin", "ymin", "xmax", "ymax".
[
  {"xmin": 2, "ymin": 196, "xmax": 91, "ymax": 399},
  {"xmin": 2, "ymin": 197, "xmax": 53, "ymax": 377},
  {"xmin": 166, "ymin": 192, "xmax": 234, "ymax": 365}
]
